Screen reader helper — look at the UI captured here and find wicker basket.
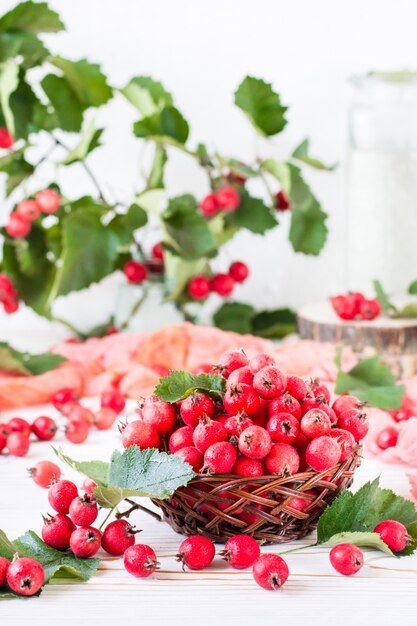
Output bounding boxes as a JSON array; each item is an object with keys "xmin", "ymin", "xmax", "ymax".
[{"xmin": 152, "ymin": 447, "xmax": 361, "ymax": 544}]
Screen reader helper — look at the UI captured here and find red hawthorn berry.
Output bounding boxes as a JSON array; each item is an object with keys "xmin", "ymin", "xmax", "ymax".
[
  {"xmin": 276, "ymin": 190, "xmax": 291, "ymax": 211},
  {"xmin": 215, "ymin": 186, "xmax": 240, "ymax": 212},
  {"xmin": 211, "ymin": 273, "xmax": 235, "ymax": 297},
  {"xmin": 0, "ymin": 127, "xmax": 14, "ymax": 149},
  {"xmin": 200, "ymin": 194, "xmax": 219, "ymax": 217},
  {"xmin": 5, "ymin": 213, "xmax": 31, "ymax": 238},
  {"xmin": 123, "ymin": 260, "xmax": 148, "ymax": 284},
  {"xmin": 151, "ymin": 242, "xmax": 164, "ymax": 260},
  {"xmin": 229, "ymin": 261, "xmax": 249, "ymax": 283},
  {"xmin": 188, "ymin": 275, "xmax": 211, "ymax": 300},
  {"xmin": 330, "ymin": 294, "xmax": 356, "ymax": 320},
  {"xmin": 15, "ymin": 200, "xmax": 41, "ymax": 222},
  {"xmin": 3, "ymin": 297, "xmax": 19, "ymax": 314},
  {"xmin": 359, "ymin": 298, "xmax": 381, "ymax": 321},
  {"xmin": 35, "ymin": 189, "xmax": 60, "ymax": 214}
]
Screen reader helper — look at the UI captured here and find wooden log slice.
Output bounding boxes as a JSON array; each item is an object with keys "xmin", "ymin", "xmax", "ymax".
[{"xmin": 297, "ymin": 301, "xmax": 417, "ymax": 379}]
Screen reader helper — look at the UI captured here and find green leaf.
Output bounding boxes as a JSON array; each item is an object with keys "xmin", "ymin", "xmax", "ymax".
[
  {"xmin": 121, "ymin": 76, "xmax": 173, "ymax": 116},
  {"xmin": 0, "ymin": 2, "xmax": 65, "ymax": 33},
  {"xmin": 61, "ymin": 119, "xmax": 103, "ymax": 165},
  {"xmin": 53, "ymin": 447, "xmax": 109, "ymax": 485},
  {"xmin": 0, "ymin": 341, "xmax": 67, "ymax": 375},
  {"xmin": 0, "ymin": 59, "xmax": 18, "ymax": 133},
  {"xmin": 51, "ymin": 57, "xmax": 112, "ymax": 108},
  {"xmin": 41, "ymin": 74, "xmax": 83, "ymax": 132},
  {"xmin": 213, "ymin": 302, "xmax": 255, "ymax": 334},
  {"xmin": 251, "ymin": 308, "xmax": 296, "ymax": 339},
  {"xmin": 393, "ymin": 303, "xmax": 417, "ymax": 319},
  {"xmin": 373, "ymin": 279, "xmax": 397, "ymax": 314},
  {"xmin": 230, "ymin": 191, "xmax": 277, "ymax": 234},
  {"xmin": 317, "ymin": 478, "xmax": 417, "ymax": 556},
  {"xmin": 162, "ymin": 194, "xmax": 217, "ymax": 258},
  {"xmin": 287, "ymin": 164, "xmax": 328, "ymax": 255},
  {"xmin": 216, "ymin": 154, "xmax": 258, "ymax": 178},
  {"xmin": 234, "ymin": 76, "xmax": 287, "ymax": 136},
  {"xmin": 163, "ymin": 252, "xmax": 210, "ymax": 301},
  {"xmin": 0, "ymin": 152, "xmax": 34, "ymax": 195},
  {"xmin": 335, "ymin": 355, "xmax": 405, "ymax": 410},
  {"xmin": 292, "ymin": 138, "xmax": 336, "ymax": 171},
  {"xmin": 134, "ymin": 105, "xmax": 189, "ymax": 144},
  {"xmin": 322, "ymin": 531, "xmax": 393, "ymax": 555},
  {"xmin": 11, "ymin": 78, "xmax": 54, "ymax": 137},
  {"xmin": 408, "ymin": 279, "xmax": 417, "ymax": 295},
  {"xmin": 155, "ymin": 370, "xmax": 226, "ymax": 402},
  {"xmin": 108, "ymin": 203, "xmax": 147, "ymax": 246},
  {"xmin": 108, "ymin": 446, "xmax": 196, "ymax": 500},
  {"xmin": 135, "ymin": 189, "xmax": 164, "ymax": 214},
  {"xmin": 261, "ymin": 159, "xmax": 291, "ymax": 190},
  {"xmin": 52, "ymin": 207, "xmax": 119, "ymax": 297},
  {"xmin": 147, "ymin": 144, "xmax": 167, "ymax": 189}
]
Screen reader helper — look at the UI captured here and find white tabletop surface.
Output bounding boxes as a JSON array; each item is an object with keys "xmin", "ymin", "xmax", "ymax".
[{"xmin": 1, "ymin": 399, "xmax": 416, "ymax": 626}]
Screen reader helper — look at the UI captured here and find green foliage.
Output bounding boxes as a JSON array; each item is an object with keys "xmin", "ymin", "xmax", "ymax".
[
  {"xmin": 0, "ymin": 2, "xmax": 65, "ymax": 34},
  {"xmin": 121, "ymin": 76, "xmax": 173, "ymax": 116},
  {"xmin": 213, "ymin": 302, "xmax": 296, "ymax": 338},
  {"xmin": 162, "ymin": 195, "xmax": 217, "ymax": 258},
  {"xmin": 230, "ymin": 192, "xmax": 278, "ymax": 234},
  {"xmin": 0, "ymin": 529, "xmax": 99, "ymax": 598},
  {"xmin": 335, "ymin": 354, "xmax": 405, "ymax": 410},
  {"xmin": 155, "ymin": 370, "xmax": 226, "ymax": 402},
  {"xmin": 292, "ymin": 138, "xmax": 335, "ymax": 171},
  {"xmin": 134, "ymin": 106, "xmax": 189, "ymax": 143},
  {"xmin": 0, "ymin": 341, "xmax": 66, "ymax": 375},
  {"xmin": 234, "ymin": 76, "xmax": 287, "ymax": 136},
  {"xmin": 317, "ymin": 478, "xmax": 417, "ymax": 556}
]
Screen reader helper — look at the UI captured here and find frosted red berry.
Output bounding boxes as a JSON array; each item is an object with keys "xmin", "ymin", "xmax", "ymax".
[
  {"xmin": 32, "ymin": 415, "xmax": 57, "ymax": 441},
  {"xmin": 101, "ymin": 389, "xmax": 125, "ymax": 414},
  {"xmin": 121, "ymin": 420, "xmax": 160, "ymax": 449},
  {"xmin": 82, "ymin": 477, "xmax": 97, "ymax": 495},
  {"xmin": 223, "ymin": 383, "xmax": 260, "ymax": 417},
  {"xmin": 42, "ymin": 513, "xmax": 75, "ymax": 550},
  {"xmin": 223, "ymin": 414, "xmax": 253, "ymax": 437},
  {"xmin": 286, "ymin": 375, "xmax": 307, "ymax": 400},
  {"xmin": 169, "ymin": 426, "xmax": 194, "ymax": 453},
  {"xmin": 219, "ymin": 349, "xmax": 249, "ymax": 375},
  {"xmin": 337, "ymin": 408, "xmax": 369, "ymax": 442},
  {"xmin": 249, "ymin": 353, "xmax": 276, "ymax": 374},
  {"xmin": 180, "ymin": 392, "xmax": 215, "ymax": 427},
  {"xmin": 232, "ymin": 455, "xmax": 264, "ymax": 477},
  {"xmin": 102, "ymin": 519, "xmax": 139, "ymax": 556},
  {"xmin": 69, "ymin": 494, "xmax": 98, "ymax": 527},
  {"xmin": 175, "ymin": 446, "xmax": 204, "ymax": 472},
  {"xmin": 143, "ymin": 399, "xmax": 176, "ymax": 434},
  {"xmin": 300, "ymin": 408, "xmax": 331, "ymax": 439},
  {"xmin": 328, "ymin": 428, "xmax": 356, "ymax": 461},
  {"xmin": 221, "ymin": 535, "xmax": 260, "ymax": 569},
  {"xmin": 188, "ymin": 275, "xmax": 211, "ymax": 299},
  {"xmin": 253, "ymin": 553, "xmax": 289, "ymax": 590},
  {"xmin": 305, "ymin": 436, "xmax": 341, "ymax": 471},
  {"xmin": 268, "ymin": 393, "xmax": 301, "ymax": 420},
  {"xmin": 265, "ymin": 443, "xmax": 300, "ymax": 476},
  {"xmin": 48, "ymin": 480, "xmax": 78, "ymax": 514},
  {"xmin": 35, "ymin": 189, "xmax": 60, "ymax": 214},
  {"xmin": 253, "ymin": 366, "xmax": 286, "ymax": 399},
  {"xmin": 374, "ymin": 520, "xmax": 410, "ymax": 552},
  {"xmin": 124, "ymin": 544, "xmax": 159, "ymax": 577},
  {"xmin": 238, "ymin": 425, "xmax": 272, "ymax": 459},
  {"xmin": 29, "ymin": 460, "xmax": 61, "ymax": 488},
  {"xmin": 227, "ymin": 366, "xmax": 254, "ymax": 387},
  {"xmin": 176, "ymin": 536, "xmax": 215, "ymax": 570},
  {"xmin": 7, "ymin": 557, "xmax": 44, "ymax": 596},
  {"xmin": 16, "ymin": 199, "xmax": 41, "ymax": 222},
  {"xmin": 215, "ymin": 186, "xmax": 240, "ymax": 212},
  {"xmin": 267, "ymin": 413, "xmax": 300, "ymax": 444},
  {"xmin": 329, "ymin": 543, "xmax": 364, "ymax": 575},
  {"xmin": 193, "ymin": 417, "xmax": 228, "ymax": 453},
  {"xmin": 211, "ymin": 273, "xmax": 235, "ymax": 297},
  {"xmin": 332, "ymin": 394, "xmax": 362, "ymax": 418},
  {"xmin": 70, "ymin": 526, "xmax": 101, "ymax": 558},
  {"xmin": 0, "ymin": 556, "xmax": 9, "ymax": 586},
  {"xmin": 229, "ymin": 261, "xmax": 249, "ymax": 283},
  {"xmin": 7, "ymin": 432, "xmax": 30, "ymax": 456},
  {"xmin": 203, "ymin": 441, "xmax": 237, "ymax": 474}
]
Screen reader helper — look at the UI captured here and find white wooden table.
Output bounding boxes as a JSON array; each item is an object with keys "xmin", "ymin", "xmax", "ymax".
[{"xmin": 1, "ymin": 400, "xmax": 416, "ymax": 626}]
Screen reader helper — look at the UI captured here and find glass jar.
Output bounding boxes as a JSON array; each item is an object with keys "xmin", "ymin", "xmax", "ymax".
[{"xmin": 347, "ymin": 72, "xmax": 417, "ymax": 296}]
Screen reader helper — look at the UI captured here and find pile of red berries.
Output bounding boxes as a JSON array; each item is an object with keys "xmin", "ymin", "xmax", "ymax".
[
  {"xmin": 330, "ymin": 292, "xmax": 381, "ymax": 321},
  {"xmin": 120, "ymin": 349, "xmax": 368, "ymax": 483},
  {"xmin": 0, "ymin": 389, "xmax": 126, "ymax": 457},
  {"xmin": 0, "ymin": 273, "xmax": 19, "ymax": 314},
  {"xmin": 5, "ymin": 190, "xmax": 61, "ymax": 239},
  {"xmin": 123, "ymin": 242, "xmax": 164, "ymax": 285},
  {"xmin": 199, "ymin": 185, "xmax": 240, "ymax": 217},
  {"xmin": 188, "ymin": 261, "xmax": 249, "ymax": 301}
]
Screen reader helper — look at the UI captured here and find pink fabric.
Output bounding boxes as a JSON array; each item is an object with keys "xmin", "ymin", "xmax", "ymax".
[{"xmin": 408, "ymin": 473, "xmax": 417, "ymax": 504}]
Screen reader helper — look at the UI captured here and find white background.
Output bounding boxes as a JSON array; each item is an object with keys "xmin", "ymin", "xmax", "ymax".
[{"xmin": 1, "ymin": 0, "xmax": 417, "ymax": 338}]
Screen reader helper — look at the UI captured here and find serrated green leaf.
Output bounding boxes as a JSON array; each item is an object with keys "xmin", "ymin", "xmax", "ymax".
[
  {"xmin": 51, "ymin": 57, "xmax": 112, "ymax": 108},
  {"xmin": 61, "ymin": 119, "xmax": 103, "ymax": 165},
  {"xmin": 0, "ymin": 342, "xmax": 66, "ymax": 375},
  {"xmin": 230, "ymin": 191, "xmax": 277, "ymax": 234},
  {"xmin": 251, "ymin": 308, "xmax": 296, "ymax": 339},
  {"xmin": 162, "ymin": 194, "xmax": 217, "ymax": 258},
  {"xmin": 213, "ymin": 301, "xmax": 255, "ymax": 334},
  {"xmin": 41, "ymin": 74, "xmax": 83, "ymax": 132},
  {"xmin": 11, "ymin": 77, "xmax": 54, "ymax": 138},
  {"xmin": 134, "ymin": 106, "xmax": 189, "ymax": 144},
  {"xmin": 108, "ymin": 203, "xmax": 147, "ymax": 246},
  {"xmin": 335, "ymin": 355, "xmax": 405, "ymax": 410},
  {"xmin": 0, "ymin": 2, "xmax": 65, "ymax": 33},
  {"xmin": 408, "ymin": 279, "xmax": 417, "ymax": 295},
  {"xmin": 108, "ymin": 446, "xmax": 196, "ymax": 500},
  {"xmin": 317, "ymin": 478, "xmax": 417, "ymax": 556},
  {"xmin": 121, "ymin": 76, "xmax": 173, "ymax": 116},
  {"xmin": 0, "ymin": 59, "xmax": 18, "ymax": 133},
  {"xmin": 373, "ymin": 279, "xmax": 397, "ymax": 314},
  {"xmin": 147, "ymin": 144, "xmax": 167, "ymax": 189},
  {"xmin": 0, "ymin": 153, "xmax": 34, "ymax": 195},
  {"xmin": 322, "ymin": 531, "xmax": 393, "ymax": 555},
  {"xmin": 292, "ymin": 138, "xmax": 336, "ymax": 171},
  {"xmin": 234, "ymin": 76, "xmax": 287, "ymax": 136},
  {"xmin": 52, "ymin": 207, "xmax": 118, "ymax": 297},
  {"xmin": 155, "ymin": 370, "xmax": 226, "ymax": 402},
  {"xmin": 53, "ymin": 446, "xmax": 109, "ymax": 485},
  {"xmin": 261, "ymin": 159, "xmax": 291, "ymax": 191},
  {"xmin": 216, "ymin": 154, "xmax": 258, "ymax": 178}
]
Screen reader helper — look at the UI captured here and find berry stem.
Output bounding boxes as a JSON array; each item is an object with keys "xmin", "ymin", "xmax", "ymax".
[
  {"xmin": 116, "ymin": 499, "xmax": 162, "ymax": 523},
  {"xmin": 52, "ymin": 316, "xmax": 83, "ymax": 338},
  {"xmin": 99, "ymin": 506, "xmax": 117, "ymax": 531},
  {"xmin": 118, "ymin": 290, "xmax": 148, "ymax": 331}
]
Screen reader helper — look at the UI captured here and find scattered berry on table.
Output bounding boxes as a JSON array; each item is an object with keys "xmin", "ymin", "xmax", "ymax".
[
  {"xmin": 124, "ymin": 544, "xmax": 159, "ymax": 577},
  {"xmin": 176, "ymin": 536, "xmax": 215, "ymax": 570},
  {"xmin": 329, "ymin": 543, "xmax": 364, "ymax": 575},
  {"xmin": 220, "ymin": 535, "xmax": 260, "ymax": 569},
  {"xmin": 29, "ymin": 460, "xmax": 61, "ymax": 488},
  {"xmin": 32, "ymin": 416, "xmax": 57, "ymax": 441},
  {"xmin": 253, "ymin": 553, "xmax": 289, "ymax": 590},
  {"xmin": 102, "ymin": 519, "xmax": 139, "ymax": 556},
  {"xmin": 373, "ymin": 520, "xmax": 410, "ymax": 552},
  {"xmin": 6, "ymin": 557, "xmax": 44, "ymax": 596},
  {"xmin": 376, "ymin": 426, "xmax": 398, "ymax": 450},
  {"xmin": 70, "ymin": 526, "xmax": 101, "ymax": 558},
  {"xmin": 48, "ymin": 479, "xmax": 78, "ymax": 515}
]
